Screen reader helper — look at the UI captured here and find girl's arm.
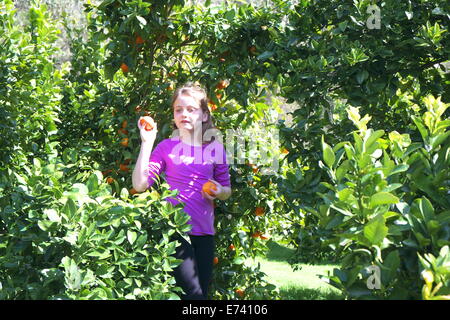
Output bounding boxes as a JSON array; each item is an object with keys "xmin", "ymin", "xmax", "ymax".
[
  {"xmin": 132, "ymin": 116, "xmax": 158, "ymax": 192},
  {"xmin": 132, "ymin": 141, "xmax": 154, "ymax": 192}
]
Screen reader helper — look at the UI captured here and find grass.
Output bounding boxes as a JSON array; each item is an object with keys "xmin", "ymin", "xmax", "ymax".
[{"xmin": 248, "ymin": 240, "xmax": 344, "ymax": 300}]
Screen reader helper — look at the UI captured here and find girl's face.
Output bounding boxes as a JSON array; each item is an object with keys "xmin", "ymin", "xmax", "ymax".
[{"xmin": 173, "ymin": 93, "xmax": 208, "ymax": 132}]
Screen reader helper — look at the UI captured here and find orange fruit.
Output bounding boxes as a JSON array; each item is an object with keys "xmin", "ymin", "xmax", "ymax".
[
  {"xmin": 135, "ymin": 35, "xmax": 144, "ymax": 44},
  {"xmin": 106, "ymin": 177, "xmax": 114, "ymax": 184},
  {"xmin": 119, "ymin": 164, "xmax": 129, "ymax": 172},
  {"xmin": 139, "ymin": 118, "xmax": 154, "ymax": 131},
  {"xmin": 235, "ymin": 289, "xmax": 245, "ymax": 298},
  {"xmin": 281, "ymin": 148, "xmax": 289, "ymax": 154},
  {"xmin": 255, "ymin": 207, "xmax": 265, "ymax": 216},
  {"xmin": 202, "ymin": 181, "xmax": 218, "ymax": 197},
  {"xmin": 228, "ymin": 244, "xmax": 235, "ymax": 251},
  {"xmin": 120, "ymin": 137, "xmax": 129, "ymax": 147},
  {"xmin": 216, "ymin": 80, "xmax": 229, "ymax": 90},
  {"xmin": 208, "ymin": 101, "xmax": 217, "ymax": 112},
  {"xmin": 120, "ymin": 63, "xmax": 129, "ymax": 73},
  {"xmin": 252, "ymin": 231, "xmax": 262, "ymax": 238},
  {"xmin": 213, "ymin": 257, "xmax": 219, "ymax": 265},
  {"xmin": 102, "ymin": 169, "xmax": 112, "ymax": 177}
]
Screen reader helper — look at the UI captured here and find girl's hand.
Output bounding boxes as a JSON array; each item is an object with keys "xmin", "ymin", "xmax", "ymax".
[
  {"xmin": 138, "ymin": 116, "xmax": 157, "ymax": 143},
  {"xmin": 201, "ymin": 179, "xmax": 223, "ymax": 201}
]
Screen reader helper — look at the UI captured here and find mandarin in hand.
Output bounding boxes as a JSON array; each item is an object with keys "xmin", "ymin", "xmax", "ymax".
[
  {"xmin": 202, "ymin": 181, "xmax": 218, "ymax": 197},
  {"xmin": 139, "ymin": 118, "xmax": 154, "ymax": 131}
]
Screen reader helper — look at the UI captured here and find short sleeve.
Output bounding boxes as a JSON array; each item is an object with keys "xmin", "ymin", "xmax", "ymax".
[
  {"xmin": 213, "ymin": 143, "xmax": 231, "ymax": 187},
  {"xmin": 147, "ymin": 141, "xmax": 166, "ymax": 189}
]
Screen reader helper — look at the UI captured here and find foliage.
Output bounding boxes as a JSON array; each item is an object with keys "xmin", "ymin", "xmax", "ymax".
[
  {"xmin": 0, "ymin": 0, "xmax": 188, "ymax": 300},
  {"xmin": 319, "ymin": 95, "xmax": 449, "ymax": 299}
]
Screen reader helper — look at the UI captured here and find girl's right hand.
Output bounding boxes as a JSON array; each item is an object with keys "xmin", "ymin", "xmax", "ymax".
[{"xmin": 138, "ymin": 116, "xmax": 157, "ymax": 143}]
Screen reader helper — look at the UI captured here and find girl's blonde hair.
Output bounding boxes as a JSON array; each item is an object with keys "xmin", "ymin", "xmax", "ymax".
[{"xmin": 171, "ymin": 82, "xmax": 216, "ymax": 143}]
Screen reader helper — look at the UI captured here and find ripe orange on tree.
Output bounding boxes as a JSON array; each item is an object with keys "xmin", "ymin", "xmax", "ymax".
[
  {"xmin": 102, "ymin": 169, "xmax": 112, "ymax": 177},
  {"xmin": 255, "ymin": 207, "xmax": 265, "ymax": 216},
  {"xmin": 228, "ymin": 244, "xmax": 235, "ymax": 251},
  {"xmin": 213, "ymin": 257, "xmax": 219, "ymax": 265},
  {"xmin": 135, "ymin": 35, "xmax": 144, "ymax": 44},
  {"xmin": 119, "ymin": 163, "xmax": 129, "ymax": 172},
  {"xmin": 120, "ymin": 137, "xmax": 129, "ymax": 147},
  {"xmin": 202, "ymin": 181, "xmax": 217, "ymax": 196},
  {"xmin": 252, "ymin": 231, "xmax": 262, "ymax": 238},
  {"xmin": 208, "ymin": 101, "xmax": 217, "ymax": 112},
  {"xmin": 235, "ymin": 289, "xmax": 245, "ymax": 298},
  {"xmin": 106, "ymin": 177, "xmax": 114, "ymax": 184},
  {"xmin": 120, "ymin": 63, "xmax": 129, "ymax": 73},
  {"xmin": 216, "ymin": 80, "xmax": 229, "ymax": 90}
]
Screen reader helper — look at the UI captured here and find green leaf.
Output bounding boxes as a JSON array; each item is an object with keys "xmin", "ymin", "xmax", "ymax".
[
  {"xmin": 257, "ymin": 51, "xmax": 274, "ymax": 61},
  {"xmin": 356, "ymin": 70, "xmax": 369, "ymax": 84},
  {"xmin": 370, "ymin": 192, "xmax": 399, "ymax": 208},
  {"xmin": 411, "ymin": 197, "xmax": 435, "ymax": 223},
  {"xmin": 87, "ymin": 173, "xmax": 99, "ymax": 193},
  {"xmin": 364, "ymin": 214, "xmax": 388, "ymax": 246},
  {"xmin": 127, "ymin": 230, "xmax": 137, "ymax": 245},
  {"xmin": 62, "ymin": 198, "xmax": 77, "ymax": 219},
  {"xmin": 322, "ymin": 136, "xmax": 336, "ymax": 168},
  {"xmin": 44, "ymin": 208, "xmax": 61, "ymax": 223},
  {"xmin": 136, "ymin": 16, "xmax": 147, "ymax": 26},
  {"xmin": 382, "ymin": 250, "xmax": 400, "ymax": 285}
]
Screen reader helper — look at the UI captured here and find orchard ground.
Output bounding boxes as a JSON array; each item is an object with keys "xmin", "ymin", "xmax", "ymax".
[{"xmin": 246, "ymin": 238, "xmax": 344, "ymax": 300}]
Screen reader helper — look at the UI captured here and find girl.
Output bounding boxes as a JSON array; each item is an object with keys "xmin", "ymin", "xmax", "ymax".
[{"xmin": 132, "ymin": 82, "xmax": 232, "ymax": 300}]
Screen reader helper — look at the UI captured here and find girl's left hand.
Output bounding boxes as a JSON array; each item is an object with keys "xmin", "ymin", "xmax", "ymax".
[{"xmin": 201, "ymin": 179, "xmax": 223, "ymax": 201}]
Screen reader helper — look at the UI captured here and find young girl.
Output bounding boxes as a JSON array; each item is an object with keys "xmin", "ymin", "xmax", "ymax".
[{"xmin": 132, "ymin": 82, "xmax": 232, "ymax": 300}]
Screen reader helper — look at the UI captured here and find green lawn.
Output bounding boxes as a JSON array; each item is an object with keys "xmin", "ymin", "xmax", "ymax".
[{"xmin": 248, "ymin": 240, "xmax": 344, "ymax": 300}]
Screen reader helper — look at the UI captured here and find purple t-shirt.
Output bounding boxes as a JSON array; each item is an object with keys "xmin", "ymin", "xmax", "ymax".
[{"xmin": 147, "ymin": 136, "xmax": 231, "ymax": 235}]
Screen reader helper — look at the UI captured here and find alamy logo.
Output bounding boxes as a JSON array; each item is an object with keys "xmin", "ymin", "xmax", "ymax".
[
  {"xmin": 366, "ymin": 4, "xmax": 381, "ymax": 30},
  {"xmin": 366, "ymin": 265, "xmax": 381, "ymax": 290},
  {"xmin": 169, "ymin": 127, "xmax": 281, "ymax": 174}
]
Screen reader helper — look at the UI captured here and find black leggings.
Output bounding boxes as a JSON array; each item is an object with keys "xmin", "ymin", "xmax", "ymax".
[{"xmin": 171, "ymin": 234, "xmax": 215, "ymax": 300}]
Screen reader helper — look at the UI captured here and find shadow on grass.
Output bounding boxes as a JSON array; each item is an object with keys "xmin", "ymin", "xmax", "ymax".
[
  {"xmin": 265, "ymin": 240, "xmax": 338, "ymax": 266},
  {"xmin": 279, "ymin": 286, "xmax": 344, "ymax": 300},
  {"xmin": 265, "ymin": 240, "xmax": 296, "ymax": 262}
]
